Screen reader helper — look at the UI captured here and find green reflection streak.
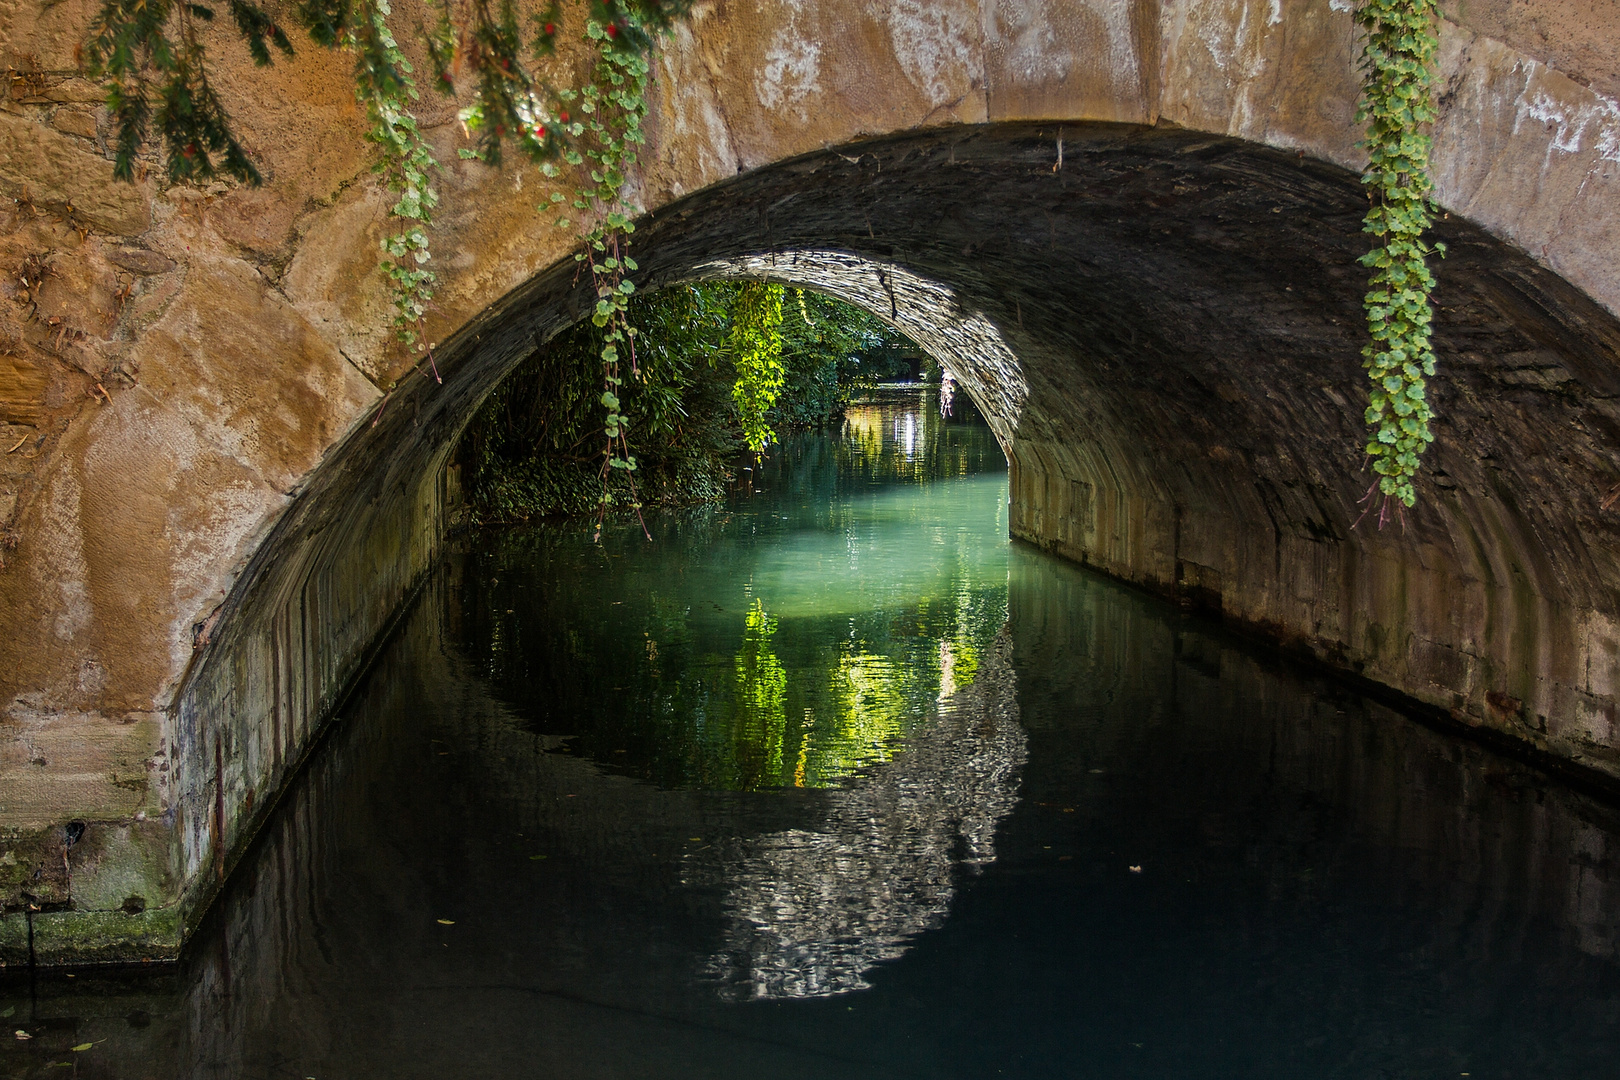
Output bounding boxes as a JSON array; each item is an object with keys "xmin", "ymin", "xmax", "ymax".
[
  {"xmin": 732, "ymin": 599, "xmax": 789, "ymax": 789},
  {"xmin": 473, "ymin": 387, "xmax": 1009, "ymax": 792}
]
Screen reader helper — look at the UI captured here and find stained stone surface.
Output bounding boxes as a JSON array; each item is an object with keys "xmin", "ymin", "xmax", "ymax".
[{"xmin": 1, "ymin": 0, "xmax": 1620, "ymax": 961}]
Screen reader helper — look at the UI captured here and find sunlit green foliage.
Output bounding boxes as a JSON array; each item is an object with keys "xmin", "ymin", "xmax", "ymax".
[
  {"xmin": 774, "ymin": 288, "xmax": 919, "ymax": 425},
  {"xmin": 1355, "ymin": 0, "xmax": 1443, "ymax": 516},
  {"xmin": 464, "ymin": 407, "xmax": 1010, "ymax": 793},
  {"xmin": 460, "ymin": 282, "xmax": 915, "ymax": 520},
  {"xmin": 729, "ymin": 282, "xmax": 787, "ymax": 453},
  {"xmin": 462, "ymin": 282, "xmax": 735, "ymax": 520}
]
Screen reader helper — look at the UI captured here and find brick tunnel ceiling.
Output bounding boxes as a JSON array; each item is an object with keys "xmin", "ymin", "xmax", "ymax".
[
  {"xmin": 582, "ymin": 123, "xmax": 1619, "ymax": 579},
  {"xmin": 280, "ymin": 120, "xmax": 1620, "ymax": 633}
]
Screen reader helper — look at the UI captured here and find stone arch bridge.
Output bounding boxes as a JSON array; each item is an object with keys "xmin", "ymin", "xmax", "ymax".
[{"xmin": 2, "ymin": 0, "xmax": 1620, "ymax": 962}]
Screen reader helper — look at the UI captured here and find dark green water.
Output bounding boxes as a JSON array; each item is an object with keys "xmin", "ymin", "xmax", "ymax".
[{"xmin": 5, "ymin": 387, "xmax": 1620, "ymax": 1078}]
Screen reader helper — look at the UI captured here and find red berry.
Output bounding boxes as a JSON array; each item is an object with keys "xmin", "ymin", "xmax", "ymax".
[
  {"xmin": 543, "ymin": 22, "xmax": 555, "ymax": 34},
  {"xmin": 535, "ymin": 125, "xmax": 547, "ymax": 139},
  {"xmin": 605, "ymin": 22, "xmax": 618, "ymax": 37},
  {"xmin": 559, "ymin": 111, "xmax": 569, "ymax": 123}
]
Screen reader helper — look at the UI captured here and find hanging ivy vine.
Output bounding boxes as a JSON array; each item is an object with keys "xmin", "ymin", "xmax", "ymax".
[
  {"xmin": 350, "ymin": 0, "xmax": 440, "ymax": 364},
  {"xmin": 729, "ymin": 281, "xmax": 787, "ymax": 454},
  {"xmin": 442, "ymin": 0, "xmax": 683, "ymax": 533},
  {"xmin": 1355, "ymin": 0, "xmax": 1443, "ymax": 521},
  {"xmin": 85, "ymin": 0, "xmax": 1451, "ymax": 527},
  {"xmin": 85, "ymin": 0, "xmax": 691, "ymax": 528},
  {"xmin": 550, "ymin": 12, "xmax": 656, "ymax": 528}
]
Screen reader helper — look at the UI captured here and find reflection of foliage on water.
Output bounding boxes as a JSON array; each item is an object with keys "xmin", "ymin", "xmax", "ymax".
[
  {"xmin": 466, "ymin": 549, "xmax": 1006, "ymax": 791},
  {"xmin": 700, "ymin": 626, "xmax": 1027, "ymax": 1000},
  {"xmin": 731, "ymin": 600, "xmax": 788, "ymax": 785},
  {"xmin": 460, "ymin": 386, "xmax": 1009, "ymax": 790},
  {"xmin": 823, "ymin": 652, "xmax": 908, "ymax": 776},
  {"xmin": 462, "ymin": 522, "xmax": 1006, "ymax": 791},
  {"xmin": 761, "ymin": 386, "xmax": 997, "ymax": 495},
  {"xmin": 716, "ymin": 595, "xmax": 994, "ymax": 790}
]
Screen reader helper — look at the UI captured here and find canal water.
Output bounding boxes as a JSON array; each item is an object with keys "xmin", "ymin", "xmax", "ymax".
[{"xmin": 6, "ymin": 387, "xmax": 1620, "ymax": 1078}]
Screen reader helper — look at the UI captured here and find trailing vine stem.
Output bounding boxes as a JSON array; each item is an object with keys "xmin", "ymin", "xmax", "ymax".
[
  {"xmin": 83, "ymin": 0, "xmax": 443, "ymax": 361},
  {"xmin": 531, "ymin": 11, "xmax": 658, "ymax": 538},
  {"xmin": 1355, "ymin": 0, "xmax": 1444, "ymax": 520},
  {"xmin": 352, "ymin": 0, "xmax": 441, "ymax": 367}
]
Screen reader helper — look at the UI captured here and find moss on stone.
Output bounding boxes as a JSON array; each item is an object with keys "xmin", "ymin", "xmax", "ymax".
[{"xmin": 17, "ymin": 905, "xmax": 183, "ymax": 966}]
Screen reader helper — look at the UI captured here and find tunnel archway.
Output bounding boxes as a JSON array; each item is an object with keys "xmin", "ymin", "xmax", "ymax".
[
  {"xmin": 11, "ymin": 117, "xmax": 1620, "ymax": 962},
  {"xmin": 179, "ymin": 119, "xmax": 1620, "ymax": 917}
]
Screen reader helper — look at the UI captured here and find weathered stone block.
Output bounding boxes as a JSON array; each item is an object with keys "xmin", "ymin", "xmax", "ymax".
[
  {"xmin": 50, "ymin": 109, "xmax": 98, "ymax": 139},
  {"xmin": 0, "ymin": 113, "xmax": 149, "ymax": 236},
  {"xmin": 0, "ymin": 352, "xmax": 48, "ymax": 426},
  {"xmin": 104, "ymin": 246, "xmax": 177, "ymax": 277},
  {"xmin": 23, "ymin": 904, "xmax": 183, "ymax": 965},
  {"xmin": 66, "ymin": 819, "xmax": 177, "ymax": 914}
]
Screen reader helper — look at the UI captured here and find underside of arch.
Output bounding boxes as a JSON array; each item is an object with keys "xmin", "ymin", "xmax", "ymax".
[{"xmin": 10, "ymin": 120, "xmax": 1620, "ymax": 964}]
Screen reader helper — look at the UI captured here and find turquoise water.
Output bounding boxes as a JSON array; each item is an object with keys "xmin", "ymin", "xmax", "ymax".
[
  {"xmin": 5, "ymin": 387, "xmax": 1620, "ymax": 1079},
  {"xmin": 472, "ymin": 388, "xmax": 1010, "ymax": 792}
]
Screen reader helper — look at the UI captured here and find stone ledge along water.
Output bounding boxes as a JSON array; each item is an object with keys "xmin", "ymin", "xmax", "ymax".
[{"xmin": 3, "ymin": 387, "xmax": 1619, "ymax": 1078}]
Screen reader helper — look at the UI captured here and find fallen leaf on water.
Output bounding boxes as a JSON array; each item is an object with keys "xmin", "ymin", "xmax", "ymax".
[
  {"xmin": 72, "ymin": 1043, "xmax": 93, "ymax": 1052},
  {"xmin": 687, "ymin": 837, "xmax": 702, "ymax": 842},
  {"xmin": 1129, "ymin": 865, "xmax": 1143, "ymax": 873},
  {"xmin": 529, "ymin": 854, "xmax": 547, "ymax": 860},
  {"xmin": 436, "ymin": 919, "xmax": 455, "ymax": 925},
  {"xmin": 14, "ymin": 1030, "xmax": 31, "ymax": 1040},
  {"xmin": 0, "ymin": 1006, "xmax": 12, "ymax": 1018}
]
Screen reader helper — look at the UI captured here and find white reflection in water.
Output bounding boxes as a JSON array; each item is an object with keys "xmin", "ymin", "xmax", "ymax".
[
  {"xmin": 896, "ymin": 411, "xmax": 918, "ymax": 459},
  {"xmin": 698, "ymin": 628, "xmax": 1026, "ymax": 999}
]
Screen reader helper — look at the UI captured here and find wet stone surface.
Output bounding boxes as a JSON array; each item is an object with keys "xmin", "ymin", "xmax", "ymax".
[{"xmin": 4, "ymin": 388, "xmax": 1620, "ymax": 1078}]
